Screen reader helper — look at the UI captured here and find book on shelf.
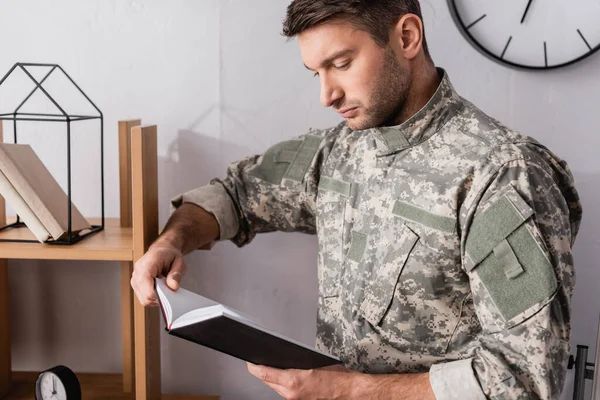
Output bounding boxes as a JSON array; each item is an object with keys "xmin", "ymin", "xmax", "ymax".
[
  {"xmin": 155, "ymin": 277, "xmax": 341, "ymax": 370},
  {"xmin": 0, "ymin": 143, "xmax": 91, "ymax": 242},
  {"xmin": 0, "ymin": 168, "xmax": 51, "ymax": 242}
]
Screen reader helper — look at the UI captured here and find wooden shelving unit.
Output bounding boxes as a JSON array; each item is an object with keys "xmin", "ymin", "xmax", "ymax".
[{"xmin": 0, "ymin": 121, "xmax": 219, "ymax": 400}]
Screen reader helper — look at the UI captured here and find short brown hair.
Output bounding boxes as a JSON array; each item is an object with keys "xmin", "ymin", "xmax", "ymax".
[{"xmin": 283, "ymin": 0, "xmax": 431, "ymax": 59}]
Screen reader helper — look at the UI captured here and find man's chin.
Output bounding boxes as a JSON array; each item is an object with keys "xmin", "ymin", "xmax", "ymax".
[{"xmin": 345, "ymin": 118, "xmax": 376, "ymax": 131}]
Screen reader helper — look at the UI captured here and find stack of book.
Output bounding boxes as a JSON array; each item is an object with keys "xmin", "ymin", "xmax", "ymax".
[{"xmin": 0, "ymin": 143, "xmax": 90, "ymax": 243}]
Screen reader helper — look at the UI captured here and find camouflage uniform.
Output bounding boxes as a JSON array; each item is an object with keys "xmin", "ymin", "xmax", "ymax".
[{"xmin": 172, "ymin": 69, "xmax": 582, "ymax": 399}]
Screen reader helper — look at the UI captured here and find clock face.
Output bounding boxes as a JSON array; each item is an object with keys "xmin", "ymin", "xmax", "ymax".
[
  {"xmin": 36, "ymin": 372, "xmax": 67, "ymax": 400},
  {"xmin": 35, "ymin": 366, "xmax": 80, "ymax": 400},
  {"xmin": 448, "ymin": 0, "xmax": 600, "ymax": 69}
]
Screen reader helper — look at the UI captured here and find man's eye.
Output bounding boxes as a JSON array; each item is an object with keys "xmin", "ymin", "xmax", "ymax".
[{"xmin": 333, "ymin": 62, "xmax": 351, "ymax": 70}]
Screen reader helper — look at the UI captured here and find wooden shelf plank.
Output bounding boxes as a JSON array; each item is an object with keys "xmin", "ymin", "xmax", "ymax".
[
  {"xmin": 119, "ymin": 120, "xmax": 142, "ymax": 395},
  {"xmin": 0, "ymin": 218, "xmax": 133, "ymax": 261},
  {"xmin": 3, "ymin": 372, "xmax": 219, "ymax": 400}
]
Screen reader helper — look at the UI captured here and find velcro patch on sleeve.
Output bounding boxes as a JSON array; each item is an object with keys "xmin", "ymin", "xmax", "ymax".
[
  {"xmin": 283, "ymin": 135, "xmax": 323, "ymax": 183},
  {"xmin": 248, "ymin": 139, "xmax": 303, "ymax": 184},
  {"xmin": 466, "ymin": 186, "xmax": 556, "ymax": 322}
]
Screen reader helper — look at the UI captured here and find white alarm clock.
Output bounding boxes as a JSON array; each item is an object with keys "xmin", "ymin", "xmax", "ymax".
[{"xmin": 35, "ymin": 365, "xmax": 81, "ymax": 400}]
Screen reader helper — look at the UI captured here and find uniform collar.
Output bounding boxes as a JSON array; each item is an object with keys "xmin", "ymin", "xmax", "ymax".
[{"xmin": 367, "ymin": 68, "xmax": 462, "ymax": 156}]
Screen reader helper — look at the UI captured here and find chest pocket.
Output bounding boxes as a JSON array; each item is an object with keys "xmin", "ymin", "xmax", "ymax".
[
  {"xmin": 357, "ymin": 222, "xmax": 419, "ymax": 324},
  {"xmin": 316, "ymin": 176, "xmax": 354, "ymax": 298},
  {"xmin": 350, "ymin": 200, "xmax": 464, "ymax": 357}
]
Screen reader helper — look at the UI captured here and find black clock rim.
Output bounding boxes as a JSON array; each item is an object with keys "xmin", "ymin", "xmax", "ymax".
[
  {"xmin": 447, "ymin": 0, "xmax": 600, "ymax": 71},
  {"xmin": 35, "ymin": 365, "xmax": 81, "ymax": 400}
]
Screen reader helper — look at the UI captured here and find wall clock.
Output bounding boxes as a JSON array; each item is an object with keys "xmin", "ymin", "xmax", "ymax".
[{"xmin": 447, "ymin": 0, "xmax": 600, "ymax": 70}]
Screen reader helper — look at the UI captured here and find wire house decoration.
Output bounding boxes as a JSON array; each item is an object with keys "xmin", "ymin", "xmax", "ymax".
[{"xmin": 0, "ymin": 62, "xmax": 104, "ymax": 245}]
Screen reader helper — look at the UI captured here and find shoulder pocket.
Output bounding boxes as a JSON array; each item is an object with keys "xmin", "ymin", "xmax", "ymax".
[
  {"xmin": 248, "ymin": 135, "xmax": 323, "ymax": 185},
  {"xmin": 465, "ymin": 185, "xmax": 557, "ymax": 328}
]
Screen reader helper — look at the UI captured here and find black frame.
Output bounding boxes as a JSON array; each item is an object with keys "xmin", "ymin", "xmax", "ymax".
[
  {"xmin": 447, "ymin": 0, "xmax": 600, "ymax": 71},
  {"xmin": 0, "ymin": 62, "xmax": 104, "ymax": 245}
]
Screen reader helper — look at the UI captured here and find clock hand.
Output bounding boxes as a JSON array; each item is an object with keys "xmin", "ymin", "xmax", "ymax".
[
  {"xmin": 521, "ymin": 0, "xmax": 534, "ymax": 24},
  {"xmin": 52, "ymin": 376, "xmax": 56, "ymax": 394}
]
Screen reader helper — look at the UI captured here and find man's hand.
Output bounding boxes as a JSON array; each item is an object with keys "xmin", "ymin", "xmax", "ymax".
[
  {"xmin": 129, "ymin": 203, "xmax": 219, "ymax": 307},
  {"xmin": 130, "ymin": 244, "xmax": 187, "ymax": 307},
  {"xmin": 247, "ymin": 363, "xmax": 436, "ymax": 400},
  {"xmin": 247, "ymin": 363, "xmax": 357, "ymax": 399}
]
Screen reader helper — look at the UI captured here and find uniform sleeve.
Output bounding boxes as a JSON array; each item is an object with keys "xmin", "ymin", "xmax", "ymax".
[
  {"xmin": 171, "ymin": 129, "xmax": 336, "ymax": 247},
  {"xmin": 430, "ymin": 155, "xmax": 581, "ymax": 400}
]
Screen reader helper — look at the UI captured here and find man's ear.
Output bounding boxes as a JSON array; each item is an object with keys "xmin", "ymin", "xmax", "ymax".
[{"xmin": 390, "ymin": 13, "xmax": 424, "ymax": 61}]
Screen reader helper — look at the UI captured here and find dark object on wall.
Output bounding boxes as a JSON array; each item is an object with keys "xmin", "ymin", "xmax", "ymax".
[
  {"xmin": 568, "ymin": 345, "xmax": 594, "ymax": 400},
  {"xmin": 0, "ymin": 62, "xmax": 103, "ymax": 244},
  {"xmin": 568, "ymin": 313, "xmax": 600, "ymax": 400}
]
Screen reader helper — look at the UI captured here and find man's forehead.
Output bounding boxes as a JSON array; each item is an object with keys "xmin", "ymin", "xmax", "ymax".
[{"xmin": 298, "ymin": 22, "xmax": 368, "ymax": 67}]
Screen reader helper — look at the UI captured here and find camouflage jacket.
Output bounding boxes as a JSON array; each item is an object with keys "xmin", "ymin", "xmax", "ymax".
[{"xmin": 172, "ymin": 70, "xmax": 582, "ymax": 399}]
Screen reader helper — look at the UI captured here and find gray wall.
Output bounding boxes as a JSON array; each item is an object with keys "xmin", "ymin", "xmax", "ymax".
[{"xmin": 1, "ymin": 1, "xmax": 598, "ymax": 399}]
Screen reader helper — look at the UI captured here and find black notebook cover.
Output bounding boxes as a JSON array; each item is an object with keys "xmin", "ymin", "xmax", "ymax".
[{"xmin": 168, "ymin": 314, "xmax": 340, "ymax": 370}]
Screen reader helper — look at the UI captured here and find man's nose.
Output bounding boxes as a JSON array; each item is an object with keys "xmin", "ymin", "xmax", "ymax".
[{"xmin": 320, "ymin": 76, "xmax": 343, "ymax": 108}]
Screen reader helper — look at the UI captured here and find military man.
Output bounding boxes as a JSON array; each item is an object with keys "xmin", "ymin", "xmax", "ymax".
[{"xmin": 131, "ymin": 1, "xmax": 582, "ymax": 399}]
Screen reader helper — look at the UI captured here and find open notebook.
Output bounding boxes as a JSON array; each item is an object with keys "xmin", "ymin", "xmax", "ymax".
[{"xmin": 155, "ymin": 278, "xmax": 340, "ymax": 370}]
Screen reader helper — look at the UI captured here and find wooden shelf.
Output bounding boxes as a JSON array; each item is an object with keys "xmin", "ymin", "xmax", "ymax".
[
  {"xmin": 3, "ymin": 372, "xmax": 219, "ymax": 400},
  {"xmin": 0, "ymin": 122, "xmax": 187, "ymax": 399},
  {"xmin": 0, "ymin": 218, "xmax": 133, "ymax": 261}
]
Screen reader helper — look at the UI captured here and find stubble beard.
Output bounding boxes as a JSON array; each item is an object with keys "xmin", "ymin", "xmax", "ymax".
[{"xmin": 347, "ymin": 46, "xmax": 410, "ymax": 131}]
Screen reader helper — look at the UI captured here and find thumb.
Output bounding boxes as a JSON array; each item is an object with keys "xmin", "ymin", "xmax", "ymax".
[{"xmin": 166, "ymin": 256, "xmax": 186, "ymax": 291}]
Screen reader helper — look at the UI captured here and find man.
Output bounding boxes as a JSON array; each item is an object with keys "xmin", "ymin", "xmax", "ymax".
[{"xmin": 131, "ymin": 1, "xmax": 582, "ymax": 399}]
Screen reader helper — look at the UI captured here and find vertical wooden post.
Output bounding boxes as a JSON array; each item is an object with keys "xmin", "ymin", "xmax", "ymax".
[
  {"xmin": 119, "ymin": 120, "xmax": 141, "ymax": 227},
  {"xmin": 131, "ymin": 125, "xmax": 161, "ymax": 400},
  {"xmin": 118, "ymin": 120, "xmax": 141, "ymax": 394},
  {"xmin": 0, "ymin": 121, "xmax": 11, "ymax": 397}
]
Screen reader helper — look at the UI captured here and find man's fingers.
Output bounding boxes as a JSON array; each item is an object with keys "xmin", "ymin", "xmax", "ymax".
[
  {"xmin": 247, "ymin": 363, "xmax": 285, "ymax": 386},
  {"xmin": 166, "ymin": 256, "xmax": 187, "ymax": 291},
  {"xmin": 131, "ymin": 278, "xmax": 149, "ymax": 306},
  {"xmin": 139, "ymin": 272, "xmax": 158, "ymax": 306},
  {"xmin": 133, "ymin": 286, "xmax": 155, "ymax": 307},
  {"xmin": 131, "ymin": 246, "xmax": 183, "ymax": 307},
  {"xmin": 136, "ymin": 274, "xmax": 158, "ymax": 306},
  {"xmin": 132, "ymin": 258, "xmax": 158, "ymax": 307}
]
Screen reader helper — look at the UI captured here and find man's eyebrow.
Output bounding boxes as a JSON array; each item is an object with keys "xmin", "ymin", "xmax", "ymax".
[{"xmin": 304, "ymin": 49, "xmax": 354, "ymax": 71}]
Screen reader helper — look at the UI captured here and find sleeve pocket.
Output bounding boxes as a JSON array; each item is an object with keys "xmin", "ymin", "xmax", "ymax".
[
  {"xmin": 247, "ymin": 139, "xmax": 303, "ymax": 185},
  {"xmin": 465, "ymin": 185, "xmax": 557, "ymax": 328}
]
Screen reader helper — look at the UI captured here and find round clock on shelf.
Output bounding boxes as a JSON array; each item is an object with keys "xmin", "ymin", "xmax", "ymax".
[
  {"xmin": 35, "ymin": 365, "xmax": 81, "ymax": 400},
  {"xmin": 447, "ymin": 0, "xmax": 600, "ymax": 70}
]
